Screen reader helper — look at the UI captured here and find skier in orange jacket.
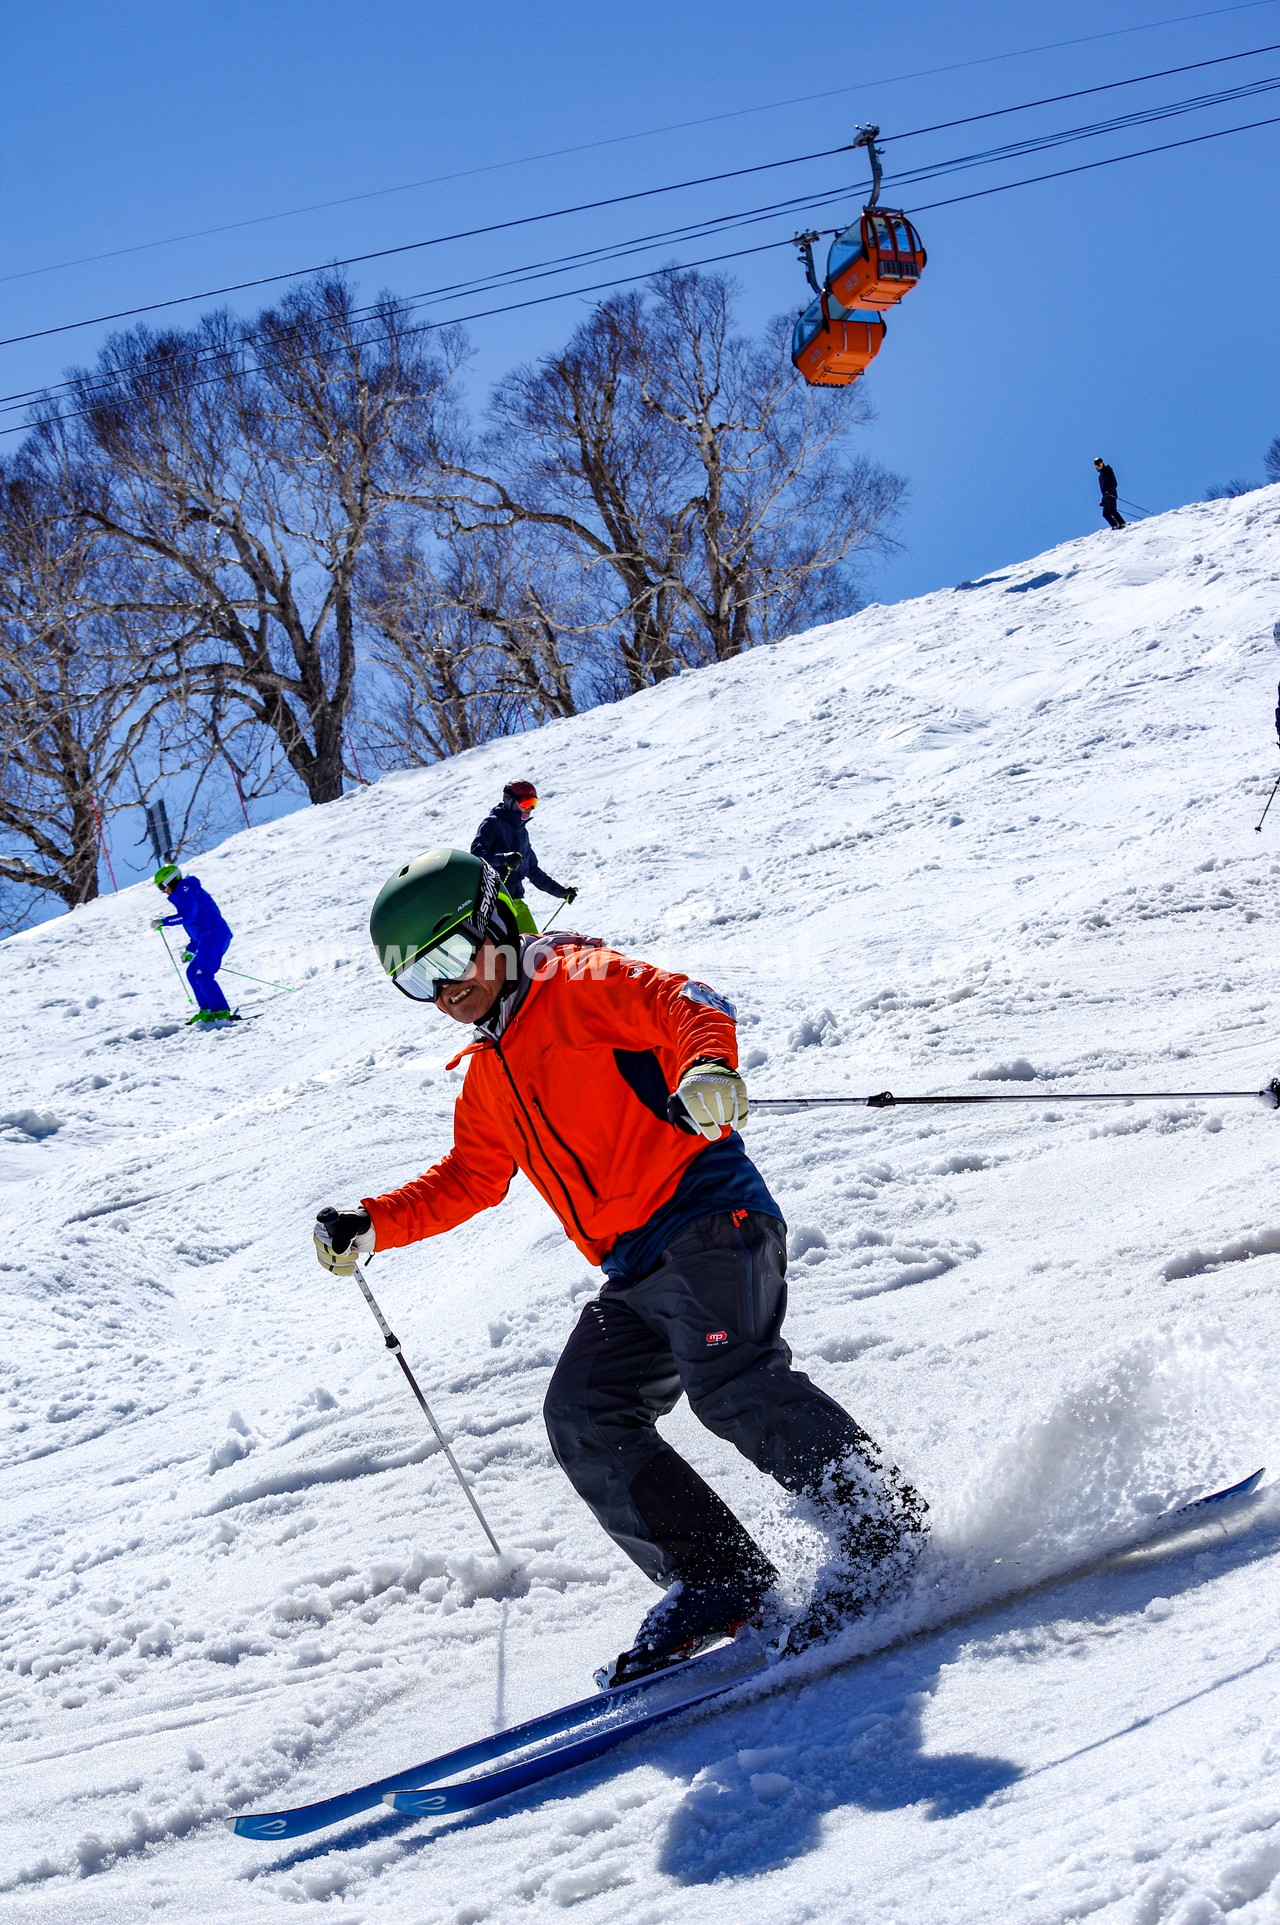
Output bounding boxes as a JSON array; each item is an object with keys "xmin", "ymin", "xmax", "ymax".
[{"xmin": 314, "ymin": 850, "xmax": 926, "ymax": 1684}]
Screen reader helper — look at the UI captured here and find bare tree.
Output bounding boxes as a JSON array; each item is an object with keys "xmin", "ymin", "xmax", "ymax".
[
  {"xmin": 30, "ymin": 277, "xmax": 465, "ymax": 805},
  {"xmin": 636, "ymin": 270, "xmax": 905, "ymax": 661},
  {"xmin": 1265, "ymin": 436, "xmax": 1280, "ymax": 485},
  {"xmin": 358, "ymin": 523, "xmax": 580, "ymax": 767},
  {"xmin": 412, "ymin": 268, "xmax": 904, "ymax": 694},
  {"xmin": 0, "ymin": 467, "xmax": 169, "ymax": 921}
]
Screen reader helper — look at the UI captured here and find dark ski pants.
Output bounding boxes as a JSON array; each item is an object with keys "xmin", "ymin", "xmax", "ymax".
[
  {"xmin": 1101, "ymin": 494, "xmax": 1126, "ymax": 530},
  {"xmin": 186, "ymin": 935, "xmax": 231, "ymax": 1013},
  {"xmin": 543, "ymin": 1211, "xmax": 887, "ymax": 1593}
]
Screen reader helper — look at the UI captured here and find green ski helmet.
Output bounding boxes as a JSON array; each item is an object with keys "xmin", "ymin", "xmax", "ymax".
[
  {"xmin": 369, "ymin": 848, "xmax": 514, "ymax": 1003},
  {"xmin": 154, "ymin": 863, "xmax": 181, "ymax": 890}
]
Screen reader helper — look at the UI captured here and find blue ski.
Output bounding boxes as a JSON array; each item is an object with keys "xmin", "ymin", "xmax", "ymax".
[
  {"xmin": 228, "ymin": 1636, "xmax": 765, "ymax": 1840},
  {"xmin": 230, "ymin": 1467, "xmax": 1263, "ymax": 1841}
]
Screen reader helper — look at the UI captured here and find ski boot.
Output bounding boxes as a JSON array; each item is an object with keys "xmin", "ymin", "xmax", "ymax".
[{"xmin": 595, "ymin": 1577, "xmax": 773, "ymax": 1690}]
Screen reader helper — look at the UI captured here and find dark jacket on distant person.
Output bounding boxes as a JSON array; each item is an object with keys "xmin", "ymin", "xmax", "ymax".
[
  {"xmin": 471, "ymin": 799, "xmax": 569, "ymax": 901},
  {"xmin": 1097, "ymin": 464, "xmax": 1118, "ymax": 497}
]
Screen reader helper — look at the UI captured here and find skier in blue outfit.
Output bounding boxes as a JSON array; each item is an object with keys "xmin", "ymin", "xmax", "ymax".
[
  {"xmin": 470, "ymin": 780, "xmax": 576, "ymax": 934},
  {"xmin": 152, "ymin": 863, "xmax": 234, "ymax": 1023}
]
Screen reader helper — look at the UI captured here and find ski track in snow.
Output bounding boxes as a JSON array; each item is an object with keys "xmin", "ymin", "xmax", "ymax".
[{"xmin": 3, "ymin": 492, "xmax": 1280, "ymax": 1921}]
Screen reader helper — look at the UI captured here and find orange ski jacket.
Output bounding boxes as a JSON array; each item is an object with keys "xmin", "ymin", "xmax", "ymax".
[{"xmin": 361, "ymin": 939, "xmax": 739, "ymax": 1267}]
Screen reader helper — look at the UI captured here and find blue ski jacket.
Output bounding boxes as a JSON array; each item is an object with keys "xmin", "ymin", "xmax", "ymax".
[
  {"xmin": 161, "ymin": 875, "xmax": 232, "ymax": 951},
  {"xmin": 470, "ymin": 799, "xmax": 568, "ymax": 902}
]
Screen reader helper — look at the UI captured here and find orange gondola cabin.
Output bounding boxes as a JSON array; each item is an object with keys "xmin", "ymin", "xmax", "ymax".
[
  {"xmin": 825, "ymin": 208, "xmax": 926, "ymax": 312},
  {"xmin": 791, "ymin": 290, "xmax": 886, "ymax": 387},
  {"xmin": 790, "ymin": 123, "xmax": 924, "ymax": 389}
]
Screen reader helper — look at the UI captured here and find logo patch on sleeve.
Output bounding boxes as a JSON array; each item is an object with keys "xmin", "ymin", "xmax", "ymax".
[
  {"xmin": 705, "ymin": 1329, "xmax": 729, "ymax": 1346},
  {"xmin": 679, "ymin": 981, "xmax": 736, "ymax": 1018}
]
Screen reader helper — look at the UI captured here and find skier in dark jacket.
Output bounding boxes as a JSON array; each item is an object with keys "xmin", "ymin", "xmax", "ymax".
[
  {"xmin": 152, "ymin": 864, "xmax": 234, "ymax": 1023},
  {"xmin": 470, "ymin": 780, "xmax": 576, "ymax": 934},
  {"xmin": 313, "ymin": 850, "xmax": 928, "ymax": 1688},
  {"xmin": 1095, "ymin": 457, "xmax": 1126, "ymax": 530}
]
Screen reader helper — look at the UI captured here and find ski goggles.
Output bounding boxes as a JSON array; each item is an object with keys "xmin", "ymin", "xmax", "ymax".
[{"xmin": 391, "ymin": 927, "xmax": 482, "ymax": 1003}]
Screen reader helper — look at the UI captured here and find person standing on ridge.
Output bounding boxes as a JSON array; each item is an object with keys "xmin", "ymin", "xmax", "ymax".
[
  {"xmin": 152, "ymin": 863, "xmax": 234, "ymax": 1025},
  {"xmin": 1094, "ymin": 456, "xmax": 1126, "ymax": 530},
  {"xmin": 470, "ymin": 780, "xmax": 576, "ymax": 934},
  {"xmin": 312, "ymin": 849, "xmax": 927, "ymax": 1687}
]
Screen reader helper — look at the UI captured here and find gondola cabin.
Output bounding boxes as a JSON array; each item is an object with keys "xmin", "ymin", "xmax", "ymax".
[
  {"xmin": 826, "ymin": 210, "xmax": 925, "ymax": 312},
  {"xmin": 792, "ymin": 291, "xmax": 885, "ymax": 387}
]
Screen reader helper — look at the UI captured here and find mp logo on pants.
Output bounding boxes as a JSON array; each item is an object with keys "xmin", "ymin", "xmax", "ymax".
[{"xmin": 705, "ymin": 1330, "xmax": 728, "ymax": 1346}]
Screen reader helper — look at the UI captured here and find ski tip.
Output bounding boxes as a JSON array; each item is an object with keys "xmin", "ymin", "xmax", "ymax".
[
  {"xmin": 1171, "ymin": 1467, "xmax": 1266, "ymax": 1518},
  {"xmin": 1207, "ymin": 1466, "xmax": 1265, "ymax": 1503},
  {"xmin": 227, "ymin": 1813, "xmax": 292, "ymax": 1838}
]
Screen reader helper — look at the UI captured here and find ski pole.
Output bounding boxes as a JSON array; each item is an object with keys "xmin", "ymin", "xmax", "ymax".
[
  {"xmin": 155, "ymin": 926, "xmax": 194, "ymax": 1004},
  {"xmin": 352, "ymin": 1260, "xmax": 504, "ymax": 1558},
  {"xmin": 539, "ymin": 896, "xmax": 571, "ymax": 935},
  {"xmin": 1255, "ymin": 772, "xmax": 1280, "ymax": 833},
  {"xmin": 220, "ymin": 966, "xmax": 298, "ymax": 993},
  {"xmin": 753, "ymin": 1080, "xmax": 1280, "ymax": 1112}
]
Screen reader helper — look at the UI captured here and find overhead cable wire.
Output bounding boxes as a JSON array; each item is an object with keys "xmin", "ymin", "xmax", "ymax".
[
  {"xmin": 889, "ymin": 32, "xmax": 1280, "ymax": 140},
  {"xmin": 0, "ymin": 179, "xmax": 863, "ymax": 420},
  {"xmin": 0, "ymin": 144, "xmax": 858, "ymax": 352},
  {"xmin": 5, "ymin": 0, "xmax": 1277, "ymax": 290},
  {"xmin": 903, "ymin": 103, "xmax": 1280, "ymax": 212},
  {"xmin": 7, "ymin": 36, "xmax": 1280, "ymax": 354},
  {"xmin": 882, "ymin": 70, "xmax": 1280, "ymax": 190},
  {"xmin": 2, "ymin": 104, "xmax": 1277, "ymax": 444},
  {"xmin": 3, "ymin": 57, "xmax": 1248, "ymax": 421},
  {"xmin": 0, "ymin": 236, "xmax": 803, "ymax": 444}
]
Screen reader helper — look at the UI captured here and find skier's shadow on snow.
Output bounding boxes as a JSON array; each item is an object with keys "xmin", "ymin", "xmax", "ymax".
[
  {"xmin": 655, "ymin": 1509, "xmax": 1280, "ymax": 1884},
  {"xmin": 655, "ymin": 1641, "xmax": 1019, "ymax": 1885}
]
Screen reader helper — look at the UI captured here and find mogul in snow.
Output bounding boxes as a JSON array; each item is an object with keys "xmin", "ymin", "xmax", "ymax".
[
  {"xmin": 313, "ymin": 849, "xmax": 926, "ymax": 1686},
  {"xmin": 469, "ymin": 779, "xmax": 576, "ymax": 934},
  {"xmin": 151, "ymin": 863, "xmax": 235, "ymax": 1025}
]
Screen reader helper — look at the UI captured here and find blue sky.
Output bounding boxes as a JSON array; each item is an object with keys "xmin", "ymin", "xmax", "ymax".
[
  {"xmin": 3, "ymin": 0, "xmax": 1278, "ymax": 595},
  {"xmin": 2, "ymin": 0, "xmax": 1279, "ymax": 902}
]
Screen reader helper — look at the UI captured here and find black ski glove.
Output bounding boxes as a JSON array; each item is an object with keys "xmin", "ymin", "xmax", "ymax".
[
  {"xmin": 314, "ymin": 1206, "xmax": 374, "ymax": 1276},
  {"xmin": 562, "ymin": 886, "xmax": 578, "ymax": 904}
]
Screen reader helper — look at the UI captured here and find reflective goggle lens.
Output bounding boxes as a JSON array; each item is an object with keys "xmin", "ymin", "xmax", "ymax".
[{"xmin": 392, "ymin": 929, "xmax": 480, "ymax": 1003}]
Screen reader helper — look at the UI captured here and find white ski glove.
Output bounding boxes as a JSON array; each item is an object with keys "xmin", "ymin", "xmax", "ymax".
[
  {"xmin": 314, "ymin": 1207, "xmax": 375, "ymax": 1276},
  {"xmin": 668, "ymin": 1060, "xmax": 749, "ymax": 1139}
]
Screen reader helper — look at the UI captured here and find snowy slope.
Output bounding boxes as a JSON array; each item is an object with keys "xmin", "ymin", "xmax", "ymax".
[{"xmin": 3, "ymin": 489, "xmax": 1280, "ymax": 1924}]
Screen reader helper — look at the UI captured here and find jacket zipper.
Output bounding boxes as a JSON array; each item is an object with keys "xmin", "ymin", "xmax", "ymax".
[
  {"xmin": 531, "ymin": 1095, "xmax": 598, "ymax": 1198},
  {"xmin": 492, "ymin": 1042, "xmax": 592, "ymax": 1243}
]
